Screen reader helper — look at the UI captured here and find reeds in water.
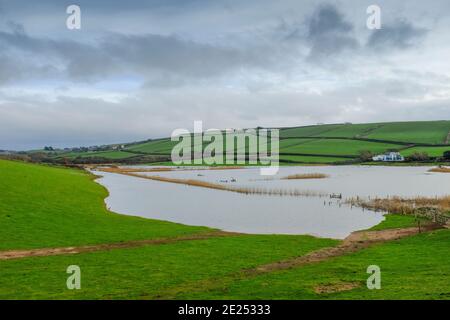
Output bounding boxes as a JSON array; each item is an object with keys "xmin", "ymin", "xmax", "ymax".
[
  {"xmin": 100, "ymin": 167, "xmax": 327, "ymax": 198},
  {"xmin": 282, "ymin": 173, "xmax": 329, "ymax": 180},
  {"xmin": 429, "ymin": 167, "xmax": 450, "ymax": 173},
  {"xmin": 345, "ymin": 195, "xmax": 450, "ymax": 215}
]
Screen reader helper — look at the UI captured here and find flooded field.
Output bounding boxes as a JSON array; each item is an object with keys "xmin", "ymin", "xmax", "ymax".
[{"xmin": 93, "ymin": 166, "xmax": 450, "ymax": 239}]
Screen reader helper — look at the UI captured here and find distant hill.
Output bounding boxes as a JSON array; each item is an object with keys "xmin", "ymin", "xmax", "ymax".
[{"xmin": 35, "ymin": 120, "xmax": 450, "ymax": 164}]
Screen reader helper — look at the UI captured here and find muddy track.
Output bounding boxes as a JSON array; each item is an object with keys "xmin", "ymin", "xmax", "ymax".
[
  {"xmin": 245, "ymin": 224, "xmax": 442, "ymax": 275},
  {"xmin": 0, "ymin": 231, "xmax": 240, "ymax": 260}
]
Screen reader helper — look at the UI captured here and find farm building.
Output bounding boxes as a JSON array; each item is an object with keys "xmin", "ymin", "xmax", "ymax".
[{"xmin": 372, "ymin": 152, "xmax": 405, "ymax": 162}]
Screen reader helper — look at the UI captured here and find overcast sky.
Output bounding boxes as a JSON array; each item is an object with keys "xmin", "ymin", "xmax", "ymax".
[{"xmin": 1, "ymin": 0, "xmax": 450, "ymax": 150}]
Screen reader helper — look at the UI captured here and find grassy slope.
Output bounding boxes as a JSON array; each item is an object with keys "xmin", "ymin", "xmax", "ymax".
[
  {"xmin": 280, "ymin": 155, "xmax": 350, "ymax": 163},
  {"xmin": 401, "ymin": 146, "xmax": 450, "ymax": 157},
  {"xmin": 281, "ymin": 139, "xmax": 402, "ymax": 156},
  {"xmin": 368, "ymin": 214, "xmax": 427, "ymax": 231},
  {"xmin": 366, "ymin": 121, "xmax": 450, "ymax": 144},
  {"xmin": 0, "ymin": 160, "xmax": 211, "ymax": 250},
  {"xmin": 280, "ymin": 124, "xmax": 345, "ymax": 138},
  {"xmin": 315, "ymin": 123, "xmax": 383, "ymax": 138},
  {"xmin": 125, "ymin": 138, "xmax": 207, "ymax": 154},
  {"xmin": 54, "ymin": 150, "xmax": 137, "ymax": 160},
  {"xmin": 125, "ymin": 139, "xmax": 177, "ymax": 154}
]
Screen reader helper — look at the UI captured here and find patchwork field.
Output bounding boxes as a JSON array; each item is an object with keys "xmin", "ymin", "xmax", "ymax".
[
  {"xmin": 365, "ymin": 121, "xmax": 450, "ymax": 144},
  {"xmin": 33, "ymin": 120, "xmax": 450, "ymax": 164},
  {"xmin": 279, "ymin": 139, "xmax": 401, "ymax": 156},
  {"xmin": 55, "ymin": 150, "xmax": 137, "ymax": 160}
]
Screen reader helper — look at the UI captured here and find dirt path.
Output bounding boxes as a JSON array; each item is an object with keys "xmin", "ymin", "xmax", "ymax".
[
  {"xmin": 0, "ymin": 231, "xmax": 239, "ymax": 261},
  {"xmin": 245, "ymin": 224, "xmax": 442, "ymax": 275},
  {"xmin": 446, "ymin": 130, "xmax": 450, "ymax": 144},
  {"xmin": 2, "ymin": 223, "xmax": 440, "ymax": 262}
]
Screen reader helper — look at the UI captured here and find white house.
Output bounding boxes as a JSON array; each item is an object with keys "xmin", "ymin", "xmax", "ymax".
[{"xmin": 372, "ymin": 152, "xmax": 405, "ymax": 162}]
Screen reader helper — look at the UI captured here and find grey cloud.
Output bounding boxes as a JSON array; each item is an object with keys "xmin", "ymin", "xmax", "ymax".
[
  {"xmin": 101, "ymin": 33, "xmax": 254, "ymax": 79},
  {"xmin": 305, "ymin": 4, "xmax": 359, "ymax": 59},
  {"xmin": 0, "ymin": 4, "xmax": 429, "ymax": 88},
  {"xmin": 367, "ymin": 20, "xmax": 427, "ymax": 50},
  {"xmin": 307, "ymin": 4, "xmax": 353, "ymax": 37},
  {"xmin": 0, "ymin": 4, "xmax": 367, "ymax": 87},
  {"xmin": 0, "ymin": 24, "xmax": 283, "ymax": 86},
  {"xmin": 0, "ymin": 24, "xmax": 121, "ymax": 82}
]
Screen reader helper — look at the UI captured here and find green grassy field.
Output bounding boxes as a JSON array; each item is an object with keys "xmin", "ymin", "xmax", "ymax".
[
  {"xmin": 280, "ymin": 139, "xmax": 402, "ymax": 156},
  {"xmin": 368, "ymin": 214, "xmax": 427, "ymax": 231},
  {"xmin": 314, "ymin": 123, "xmax": 384, "ymax": 138},
  {"xmin": 280, "ymin": 155, "xmax": 351, "ymax": 164},
  {"xmin": 0, "ymin": 160, "xmax": 210, "ymax": 250},
  {"xmin": 178, "ymin": 229, "xmax": 450, "ymax": 299},
  {"xmin": 280, "ymin": 124, "xmax": 345, "ymax": 138},
  {"xmin": 365, "ymin": 121, "xmax": 450, "ymax": 144},
  {"xmin": 125, "ymin": 139, "xmax": 179, "ymax": 154},
  {"xmin": 55, "ymin": 150, "xmax": 137, "ymax": 160},
  {"xmin": 280, "ymin": 121, "xmax": 450, "ymax": 144},
  {"xmin": 400, "ymin": 146, "xmax": 450, "ymax": 157}
]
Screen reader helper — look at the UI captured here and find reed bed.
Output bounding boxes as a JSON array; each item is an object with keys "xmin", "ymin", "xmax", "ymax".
[
  {"xmin": 208, "ymin": 166, "xmax": 244, "ymax": 171},
  {"xmin": 100, "ymin": 168, "xmax": 327, "ymax": 198},
  {"xmin": 282, "ymin": 173, "xmax": 329, "ymax": 180},
  {"xmin": 345, "ymin": 195, "xmax": 450, "ymax": 216},
  {"xmin": 137, "ymin": 173, "xmax": 327, "ymax": 197},
  {"xmin": 429, "ymin": 167, "xmax": 450, "ymax": 173}
]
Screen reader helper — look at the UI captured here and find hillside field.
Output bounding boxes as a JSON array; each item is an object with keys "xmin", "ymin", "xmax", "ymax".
[{"xmin": 38, "ymin": 120, "xmax": 450, "ymax": 164}]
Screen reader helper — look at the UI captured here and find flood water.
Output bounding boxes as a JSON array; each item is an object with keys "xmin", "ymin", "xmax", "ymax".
[{"xmin": 93, "ymin": 166, "xmax": 450, "ymax": 239}]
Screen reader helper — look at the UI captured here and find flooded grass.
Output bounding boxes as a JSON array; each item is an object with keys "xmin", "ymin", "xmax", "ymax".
[{"xmin": 346, "ymin": 195, "xmax": 450, "ymax": 224}]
